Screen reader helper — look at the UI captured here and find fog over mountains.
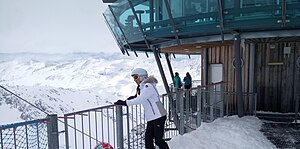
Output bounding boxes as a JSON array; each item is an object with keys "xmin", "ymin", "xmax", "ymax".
[{"xmin": 0, "ymin": 52, "xmax": 201, "ymax": 124}]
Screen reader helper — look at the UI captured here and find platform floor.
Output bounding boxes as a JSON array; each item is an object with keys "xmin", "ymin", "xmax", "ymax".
[{"xmin": 260, "ymin": 122, "xmax": 300, "ymax": 149}]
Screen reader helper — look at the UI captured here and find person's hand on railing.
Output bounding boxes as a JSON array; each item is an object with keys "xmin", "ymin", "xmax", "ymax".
[{"xmin": 114, "ymin": 100, "xmax": 127, "ymax": 106}]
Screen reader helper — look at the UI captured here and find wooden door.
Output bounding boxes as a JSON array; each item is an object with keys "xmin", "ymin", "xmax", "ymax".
[{"xmin": 255, "ymin": 42, "xmax": 300, "ymax": 113}]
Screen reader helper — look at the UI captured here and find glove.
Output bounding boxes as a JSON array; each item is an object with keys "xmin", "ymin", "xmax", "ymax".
[{"xmin": 114, "ymin": 100, "xmax": 127, "ymax": 106}]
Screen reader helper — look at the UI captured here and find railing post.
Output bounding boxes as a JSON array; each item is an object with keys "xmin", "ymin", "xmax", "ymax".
[
  {"xmin": 0, "ymin": 128, "xmax": 3, "ymax": 149},
  {"xmin": 202, "ymin": 89, "xmax": 207, "ymax": 122},
  {"xmin": 47, "ymin": 114, "xmax": 59, "ymax": 149},
  {"xmin": 210, "ymin": 86, "xmax": 214, "ymax": 121},
  {"xmin": 254, "ymin": 93, "xmax": 257, "ymax": 116},
  {"xmin": 295, "ymin": 95, "xmax": 299, "ymax": 123},
  {"xmin": 37, "ymin": 122, "xmax": 40, "ymax": 149},
  {"xmin": 116, "ymin": 106, "xmax": 124, "ymax": 149},
  {"xmin": 64, "ymin": 115, "xmax": 69, "ymax": 149},
  {"xmin": 179, "ymin": 91, "xmax": 184, "ymax": 135},
  {"xmin": 196, "ymin": 87, "xmax": 202, "ymax": 127},
  {"xmin": 185, "ymin": 90, "xmax": 190, "ymax": 121},
  {"xmin": 220, "ymin": 84, "xmax": 224, "ymax": 117}
]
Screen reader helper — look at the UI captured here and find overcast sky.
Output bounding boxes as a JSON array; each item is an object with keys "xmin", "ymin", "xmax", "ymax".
[{"xmin": 0, "ymin": 0, "xmax": 119, "ymax": 54}]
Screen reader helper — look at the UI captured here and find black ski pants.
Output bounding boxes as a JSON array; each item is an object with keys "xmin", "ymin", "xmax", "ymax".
[{"xmin": 145, "ymin": 115, "xmax": 169, "ymax": 149}]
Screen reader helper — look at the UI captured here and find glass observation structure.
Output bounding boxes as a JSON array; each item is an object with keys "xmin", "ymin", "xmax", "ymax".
[{"xmin": 103, "ymin": 0, "xmax": 300, "ymax": 54}]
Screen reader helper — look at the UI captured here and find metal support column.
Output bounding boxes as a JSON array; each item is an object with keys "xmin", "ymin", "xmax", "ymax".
[
  {"xmin": 149, "ymin": 0, "xmax": 154, "ymax": 31},
  {"xmin": 249, "ymin": 43, "xmax": 255, "ymax": 115},
  {"xmin": 163, "ymin": 0, "xmax": 181, "ymax": 45},
  {"xmin": 202, "ymin": 48, "xmax": 208, "ymax": 122},
  {"xmin": 202, "ymin": 48, "xmax": 208, "ymax": 85},
  {"xmin": 217, "ymin": 0, "xmax": 224, "ymax": 41},
  {"xmin": 116, "ymin": 106, "xmax": 124, "ymax": 149},
  {"xmin": 47, "ymin": 114, "xmax": 59, "ymax": 149},
  {"xmin": 294, "ymin": 55, "xmax": 300, "ymax": 121},
  {"xmin": 153, "ymin": 48, "xmax": 171, "ymax": 95},
  {"xmin": 234, "ymin": 33, "xmax": 244, "ymax": 117},
  {"xmin": 165, "ymin": 53, "xmax": 174, "ymax": 82}
]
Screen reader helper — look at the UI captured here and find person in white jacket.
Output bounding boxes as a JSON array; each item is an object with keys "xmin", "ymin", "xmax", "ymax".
[{"xmin": 114, "ymin": 68, "xmax": 169, "ymax": 149}]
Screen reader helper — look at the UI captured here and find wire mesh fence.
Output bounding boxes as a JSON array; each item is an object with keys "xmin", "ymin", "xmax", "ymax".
[{"xmin": 0, "ymin": 119, "xmax": 48, "ymax": 149}]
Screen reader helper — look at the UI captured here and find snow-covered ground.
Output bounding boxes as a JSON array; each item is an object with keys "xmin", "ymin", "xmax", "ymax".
[
  {"xmin": 168, "ymin": 116, "xmax": 276, "ymax": 149},
  {"xmin": 0, "ymin": 53, "xmax": 276, "ymax": 148}
]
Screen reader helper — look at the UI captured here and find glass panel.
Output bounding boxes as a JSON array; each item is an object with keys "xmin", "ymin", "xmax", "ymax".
[
  {"xmin": 184, "ymin": 0, "xmax": 204, "ymax": 16},
  {"xmin": 109, "ymin": 0, "xmax": 144, "ymax": 43},
  {"xmin": 224, "ymin": 0, "xmax": 235, "ymax": 9},
  {"xmin": 153, "ymin": 0, "xmax": 169, "ymax": 21},
  {"xmin": 286, "ymin": 0, "xmax": 300, "ymax": 27},
  {"xmin": 173, "ymin": 0, "xmax": 219, "ymax": 28},
  {"xmin": 134, "ymin": 2, "xmax": 150, "ymax": 25},
  {"xmin": 170, "ymin": 0, "xmax": 183, "ymax": 18},
  {"xmin": 286, "ymin": 0, "xmax": 300, "ymax": 15},
  {"xmin": 222, "ymin": 0, "xmax": 281, "ymax": 30},
  {"xmin": 241, "ymin": 0, "xmax": 278, "ymax": 7},
  {"xmin": 103, "ymin": 8, "xmax": 127, "ymax": 46}
]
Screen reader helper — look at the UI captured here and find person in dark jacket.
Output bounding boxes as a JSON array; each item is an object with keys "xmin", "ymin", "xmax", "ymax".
[
  {"xmin": 183, "ymin": 72, "xmax": 192, "ymax": 89},
  {"xmin": 114, "ymin": 68, "xmax": 170, "ymax": 149}
]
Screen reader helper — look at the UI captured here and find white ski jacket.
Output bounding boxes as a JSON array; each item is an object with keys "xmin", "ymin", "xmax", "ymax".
[{"xmin": 126, "ymin": 76, "xmax": 167, "ymax": 122}]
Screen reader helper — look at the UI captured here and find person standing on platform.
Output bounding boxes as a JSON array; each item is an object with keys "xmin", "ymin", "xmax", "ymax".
[
  {"xmin": 173, "ymin": 72, "xmax": 182, "ymax": 90},
  {"xmin": 114, "ymin": 68, "xmax": 170, "ymax": 149},
  {"xmin": 183, "ymin": 72, "xmax": 192, "ymax": 89}
]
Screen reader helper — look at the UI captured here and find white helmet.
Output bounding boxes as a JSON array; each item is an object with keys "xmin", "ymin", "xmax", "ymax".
[{"xmin": 131, "ymin": 68, "xmax": 148, "ymax": 80}]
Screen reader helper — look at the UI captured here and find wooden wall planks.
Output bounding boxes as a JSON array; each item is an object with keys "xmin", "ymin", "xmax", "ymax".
[{"xmin": 203, "ymin": 41, "xmax": 300, "ymax": 113}]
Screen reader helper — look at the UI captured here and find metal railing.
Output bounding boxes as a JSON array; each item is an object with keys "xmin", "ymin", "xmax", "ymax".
[
  {"xmin": 0, "ymin": 114, "xmax": 60, "ymax": 149},
  {"xmin": 0, "ymin": 119, "xmax": 48, "ymax": 149},
  {"xmin": 165, "ymin": 81, "xmax": 257, "ymax": 134},
  {"xmin": 169, "ymin": 80, "xmax": 201, "ymax": 91},
  {"xmin": 62, "ymin": 100, "xmax": 178, "ymax": 149},
  {"xmin": 1, "ymin": 82, "xmax": 258, "ymax": 149},
  {"xmin": 0, "ymin": 86, "xmax": 60, "ymax": 149},
  {"xmin": 63, "ymin": 105, "xmax": 119, "ymax": 149},
  {"xmin": 62, "ymin": 81, "xmax": 257, "ymax": 149}
]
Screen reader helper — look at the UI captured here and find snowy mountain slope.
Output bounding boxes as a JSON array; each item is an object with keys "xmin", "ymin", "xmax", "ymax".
[
  {"xmin": 0, "ymin": 85, "xmax": 114, "ymax": 124},
  {"xmin": 0, "ymin": 52, "xmax": 201, "ymax": 124}
]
